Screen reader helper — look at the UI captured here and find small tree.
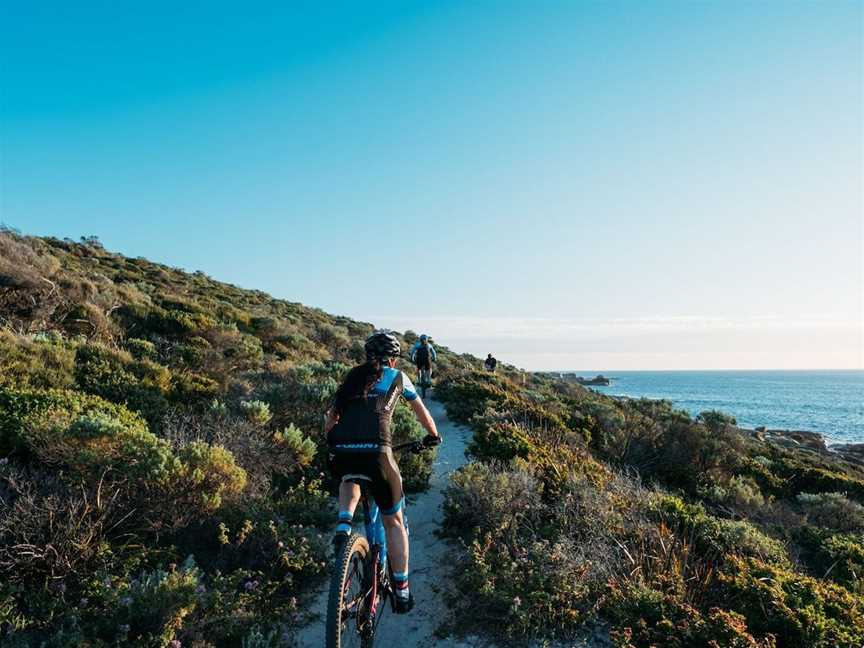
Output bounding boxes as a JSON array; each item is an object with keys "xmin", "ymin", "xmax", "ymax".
[{"xmin": 697, "ymin": 409, "xmax": 737, "ymax": 434}]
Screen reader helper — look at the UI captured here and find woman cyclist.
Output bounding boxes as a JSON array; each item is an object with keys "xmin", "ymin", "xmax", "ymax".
[{"xmin": 324, "ymin": 329, "xmax": 441, "ymax": 614}]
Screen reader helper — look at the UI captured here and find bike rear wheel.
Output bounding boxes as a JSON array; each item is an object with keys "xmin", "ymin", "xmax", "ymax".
[
  {"xmin": 326, "ymin": 534, "xmax": 374, "ymax": 648},
  {"xmin": 419, "ymin": 368, "xmax": 431, "ymax": 398}
]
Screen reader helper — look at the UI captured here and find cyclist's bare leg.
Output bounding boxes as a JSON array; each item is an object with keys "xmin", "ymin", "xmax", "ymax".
[
  {"xmin": 334, "ymin": 481, "xmax": 361, "ymax": 536},
  {"xmin": 381, "ymin": 509, "xmax": 409, "ymax": 575},
  {"xmin": 338, "ymin": 480, "xmax": 361, "ymax": 514}
]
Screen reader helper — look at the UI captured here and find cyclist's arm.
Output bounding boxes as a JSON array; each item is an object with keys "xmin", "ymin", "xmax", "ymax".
[
  {"xmin": 429, "ymin": 345, "xmax": 437, "ymax": 361},
  {"xmin": 401, "ymin": 372, "xmax": 440, "ymax": 439},
  {"xmin": 323, "ymin": 408, "xmax": 339, "ymax": 433},
  {"xmin": 409, "ymin": 397, "xmax": 439, "ymax": 438}
]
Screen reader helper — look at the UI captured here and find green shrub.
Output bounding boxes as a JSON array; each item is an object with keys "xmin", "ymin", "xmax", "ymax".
[
  {"xmin": 697, "ymin": 409, "xmax": 738, "ymax": 432},
  {"xmin": 648, "ymin": 494, "xmax": 789, "ymax": 567},
  {"xmin": 170, "ymin": 371, "xmax": 220, "ymax": 401},
  {"xmin": 605, "ymin": 584, "xmax": 776, "ymax": 648},
  {"xmin": 796, "ymin": 526, "xmax": 864, "ymax": 592},
  {"xmin": 223, "ymin": 333, "xmax": 264, "ymax": 368},
  {"xmin": 56, "ymin": 412, "xmax": 174, "ymax": 480},
  {"xmin": 467, "ymin": 418, "xmax": 535, "ymax": 464},
  {"xmin": 240, "ymin": 400, "xmax": 272, "ymax": 425},
  {"xmin": 391, "ymin": 403, "xmax": 436, "ymax": 492},
  {"xmin": 0, "ymin": 388, "xmax": 169, "ymax": 481},
  {"xmin": 125, "ymin": 338, "xmax": 156, "ymax": 361},
  {"xmin": 148, "ymin": 308, "xmax": 216, "ymax": 337},
  {"xmin": 797, "ymin": 492, "xmax": 864, "ymax": 533},
  {"xmin": 94, "ymin": 557, "xmax": 202, "ymax": 645},
  {"xmin": 719, "ymin": 556, "xmax": 864, "ymax": 647},
  {"xmin": 272, "ymin": 424, "xmax": 316, "ymax": 468},
  {"xmin": 73, "ymin": 344, "xmax": 170, "ymax": 424},
  {"xmin": 0, "ymin": 330, "xmax": 76, "ymax": 391},
  {"xmin": 166, "ymin": 442, "xmax": 247, "ymax": 518}
]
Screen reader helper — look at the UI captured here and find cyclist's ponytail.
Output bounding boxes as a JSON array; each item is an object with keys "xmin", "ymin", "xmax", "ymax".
[{"xmin": 332, "ymin": 358, "xmax": 384, "ymax": 415}]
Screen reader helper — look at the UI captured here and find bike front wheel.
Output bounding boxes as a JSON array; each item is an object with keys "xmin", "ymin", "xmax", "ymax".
[{"xmin": 326, "ymin": 534, "xmax": 374, "ymax": 648}]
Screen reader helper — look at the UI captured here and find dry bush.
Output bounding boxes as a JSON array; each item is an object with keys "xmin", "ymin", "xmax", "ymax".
[
  {"xmin": 0, "ymin": 232, "xmax": 60, "ymax": 290},
  {"xmin": 0, "ymin": 465, "xmax": 136, "ymax": 584},
  {"xmin": 160, "ymin": 409, "xmax": 311, "ymax": 498}
]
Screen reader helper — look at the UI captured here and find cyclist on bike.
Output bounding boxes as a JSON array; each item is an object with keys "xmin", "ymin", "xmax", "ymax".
[
  {"xmin": 409, "ymin": 334, "xmax": 437, "ymax": 386},
  {"xmin": 324, "ymin": 330, "xmax": 441, "ymax": 614}
]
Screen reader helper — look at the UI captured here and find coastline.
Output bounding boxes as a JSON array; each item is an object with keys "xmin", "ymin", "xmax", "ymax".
[{"xmin": 549, "ymin": 369, "xmax": 863, "ymax": 446}]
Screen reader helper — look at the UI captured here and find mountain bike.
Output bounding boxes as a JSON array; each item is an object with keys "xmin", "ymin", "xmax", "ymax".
[
  {"xmin": 325, "ymin": 440, "xmax": 430, "ymax": 648},
  {"xmin": 417, "ymin": 367, "xmax": 432, "ymax": 399}
]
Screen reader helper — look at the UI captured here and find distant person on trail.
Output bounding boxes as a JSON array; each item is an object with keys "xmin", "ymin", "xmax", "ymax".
[
  {"xmin": 409, "ymin": 334, "xmax": 437, "ymax": 386},
  {"xmin": 324, "ymin": 330, "xmax": 441, "ymax": 614},
  {"xmin": 484, "ymin": 353, "xmax": 498, "ymax": 372}
]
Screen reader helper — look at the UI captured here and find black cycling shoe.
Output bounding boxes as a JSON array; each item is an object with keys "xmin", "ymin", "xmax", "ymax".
[{"xmin": 393, "ymin": 591, "xmax": 414, "ymax": 614}]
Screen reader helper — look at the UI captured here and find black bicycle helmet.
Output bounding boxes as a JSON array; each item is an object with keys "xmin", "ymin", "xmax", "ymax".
[{"xmin": 364, "ymin": 329, "xmax": 401, "ymax": 361}]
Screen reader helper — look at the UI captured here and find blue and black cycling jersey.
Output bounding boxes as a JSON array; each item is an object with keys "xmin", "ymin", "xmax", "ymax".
[
  {"xmin": 327, "ymin": 367, "xmax": 418, "ymax": 451},
  {"xmin": 370, "ymin": 366, "xmax": 418, "ymax": 401},
  {"xmin": 410, "ymin": 342, "xmax": 437, "ymax": 367}
]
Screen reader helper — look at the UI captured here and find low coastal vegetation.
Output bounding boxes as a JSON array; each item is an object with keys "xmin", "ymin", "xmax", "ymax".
[
  {"xmin": 436, "ymin": 370, "xmax": 864, "ymax": 647},
  {"xmin": 0, "ymin": 231, "xmax": 444, "ymax": 646},
  {"xmin": 2, "ymin": 230, "xmax": 862, "ymax": 647}
]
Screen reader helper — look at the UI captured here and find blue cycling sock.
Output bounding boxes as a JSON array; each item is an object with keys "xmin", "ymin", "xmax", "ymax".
[
  {"xmin": 392, "ymin": 570, "xmax": 409, "ymax": 594},
  {"xmin": 335, "ymin": 510, "xmax": 352, "ymax": 535}
]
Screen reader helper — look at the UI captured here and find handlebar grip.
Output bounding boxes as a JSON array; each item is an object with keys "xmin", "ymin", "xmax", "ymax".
[{"xmin": 422, "ymin": 434, "xmax": 442, "ymax": 448}]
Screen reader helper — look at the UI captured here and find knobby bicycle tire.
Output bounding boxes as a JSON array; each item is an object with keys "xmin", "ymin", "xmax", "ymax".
[{"xmin": 326, "ymin": 534, "xmax": 372, "ymax": 648}]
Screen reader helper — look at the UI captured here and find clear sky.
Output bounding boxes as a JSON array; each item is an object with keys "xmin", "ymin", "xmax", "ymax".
[{"xmin": 1, "ymin": 1, "xmax": 862, "ymax": 370}]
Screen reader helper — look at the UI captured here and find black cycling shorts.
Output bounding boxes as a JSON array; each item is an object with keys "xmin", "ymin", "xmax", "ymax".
[
  {"xmin": 329, "ymin": 447, "xmax": 404, "ymax": 514},
  {"xmin": 415, "ymin": 360, "xmax": 431, "ymax": 371}
]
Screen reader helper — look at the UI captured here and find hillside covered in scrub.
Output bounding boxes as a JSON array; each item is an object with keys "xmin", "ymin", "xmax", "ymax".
[
  {"xmin": 0, "ymin": 230, "xmax": 465, "ymax": 646},
  {"xmin": 1, "ymin": 230, "xmax": 863, "ymax": 648},
  {"xmin": 435, "ymin": 370, "xmax": 864, "ymax": 647}
]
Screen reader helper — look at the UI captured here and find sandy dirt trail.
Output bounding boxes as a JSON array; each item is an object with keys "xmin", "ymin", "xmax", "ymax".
[{"xmin": 295, "ymin": 397, "xmax": 473, "ymax": 648}]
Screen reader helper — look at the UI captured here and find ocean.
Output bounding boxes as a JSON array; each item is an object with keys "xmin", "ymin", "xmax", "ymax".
[{"xmin": 571, "ymin": 370, "xmax": 864, "ymax": 445}]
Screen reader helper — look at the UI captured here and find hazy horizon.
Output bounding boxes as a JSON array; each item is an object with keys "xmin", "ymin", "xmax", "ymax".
[{"xmin": 2, "ymin": 2, "xmax": 862, "ymax": 370}]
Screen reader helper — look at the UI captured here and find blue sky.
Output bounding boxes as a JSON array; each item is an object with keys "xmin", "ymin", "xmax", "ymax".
[{"xmin": 1, "ymin": 1, "xmax": 861, "ymax": 369}]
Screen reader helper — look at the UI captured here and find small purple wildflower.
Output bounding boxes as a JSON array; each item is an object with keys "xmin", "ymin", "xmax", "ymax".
[
  {"xmin": 169, "ymin": 641, "xmax": 182, "ymax": 648},
  {"xmin": 120, "ymin": 596, "xmax": 133, "ymax": 606},
  {"xmin": 195, "ymin": 584, "xmax": 206, "ymax": 595},
  {"xmin": 118, "ymin": 624, "xmax": 130, "ymax": 633}
]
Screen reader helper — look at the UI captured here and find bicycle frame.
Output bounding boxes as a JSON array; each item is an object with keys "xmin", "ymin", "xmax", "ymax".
[
  {"xmin": 350, "ymin": 441, "xmax": 418, "ymax": 618},
  {"xmin": 329, "ymin": 440, "xmax": 426, "ymax": 646}
]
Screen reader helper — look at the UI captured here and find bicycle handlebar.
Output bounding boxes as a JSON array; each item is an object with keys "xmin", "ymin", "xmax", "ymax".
[{"xmin": 392, "ymin": 437, "xmax": 440, "ymax": 453}]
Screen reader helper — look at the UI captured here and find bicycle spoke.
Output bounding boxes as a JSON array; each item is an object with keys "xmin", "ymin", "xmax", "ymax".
[{"xmin": 338, "ymin": 552, "xmax": 368, "ymax": 648}]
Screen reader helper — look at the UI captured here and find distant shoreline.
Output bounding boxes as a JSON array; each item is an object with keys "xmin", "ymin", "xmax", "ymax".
[
  {"xmin": 534, "ymin": 369, "xmax": 864, "ymax": 446},
  {"xmin": 539, "ymin": 368, "xmax": 864, "ymax": 374}
]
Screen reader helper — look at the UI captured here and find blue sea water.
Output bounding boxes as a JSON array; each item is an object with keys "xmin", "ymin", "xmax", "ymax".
[{"xmin": 574, "ymin": 370, "xmax": 864, "ymax": 445}]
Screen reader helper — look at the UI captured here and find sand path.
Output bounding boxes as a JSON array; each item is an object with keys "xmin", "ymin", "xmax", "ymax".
[{"xmin": 295, "ymin": 397, "xmax": 474, "ymax": 647}]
